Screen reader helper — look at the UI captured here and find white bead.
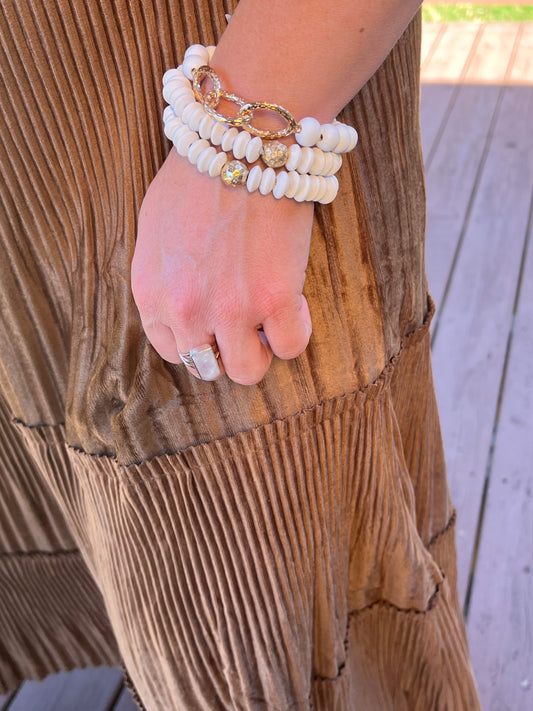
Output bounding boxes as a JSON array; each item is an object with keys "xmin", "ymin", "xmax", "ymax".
[
  {"xmin": 165, "ymin": 84, "xmax": 193, "ymax": 104},
  {"xmin": 171, "ymin": 124, "xmax": 190, "ymax": 144},
  {"xmin": 293, "ymin": 174, "xmax": 311, "ymax": 202},
  {"xmin": 333, "ymin": 126, "xmax": 352, "ymax": 153},
  {"xmin": 196, "ymin": 146, "xmax": 217, "ymax": 172},
  {"xmin": 162, "ymin": 68, "xmax": 178, "ymax": 85},
  {"xmin": 173, "ymin": 93, "xmax": 195, "ymax": 116},
  {"xmin": 232, "ymin": 131, "xmax": 251, "ymax": 159},
  {"xmin": 285, "ymin": 144, "xmax": 301, "ymax": 172},
  {"xmin": 221, "ymin": 127, "xmax": 239, "ymax": 152},
  {"xmin": 210, "ymin": 121, "xmax": 227, "ymax": 146},
  {"xmin": 245, "ymin": 136, "xmax": 263, "ymax": 163},
  {"xmin": 297, "ymin": 146, "xmax": 314, "ymax": 174},
  {"xmin": 309, "ymin": 147, "xmax": 326, "ymax": 175},
  {"xmin": 347, "ymin": 127, "xmax": 358, "ymax": 151},
  {"xmin": 295, "ymin": 117, "xmax": 322, "ymax": 147},
  {"xmin": 184, "ymin": 44, "xmax": 209, "ymax": 61},
  {"xmin": 176, "ymin": 130, "xmax": 198, "ymax": 156},
  {"xmin": 206, "ymin": 45, "xmax": 216, "ymax": 62},
  {"xmin": 285, "ymin": 171, "xmax": 300, "ymax": 199},
  {"xmin": 163, "ymin": 105, "xmax": 176, "ymax": 123},
  {"xmin": 187, "ymin": 104, "xmax": 206, "ymax": 132},
  {"xmin": 187, "ymin": 138, "xmax": 210, "ymax": 164},
  {"xmin": 314, "ymin": 176, "xmax": 329, "ymax": 203},
  {"xmin": 316, "ymin": 124, "xmax": 339, "ymax": 152},
  {"xmin": 307, "ymin": 175, "xmax": 322, "ymax": 201},
  {"xmin": 163, "ymin": 116, "xmax": 181, "ymax": 136},
  {"xmin": 182, "ymin": 101, "xmax": 201, "ymax": 124},
  {"xmin": 320, "ymin": 152, "xmax": 333, "ymax": 176},
  {"xmin": 318, "ymin": 176, "xmax": 339, "ymax": 204},
  {"xmin": 328, "ymin": 153, "xmax": 343, "ymax": 175},
  {"xmin": 199, "ymin": 114, "xmax": 216, "ymax": 140},
  {"xmin": 259, "ymin": 167, "xmax": 276, "ymax": 195},
  {"xmin": 246, "ymin": 165, "xmax": 263, "ymax": 193},
  {"xmin": 273, "ymin": 171, "xmax": 289, "ymax": 199},
  {"xmin": 208, "ymin": 151, "xmax": 228, "ymax": 177},
  {"xmin": 182, "ymin": 53, "xmax": 208, "ymax": 80}
]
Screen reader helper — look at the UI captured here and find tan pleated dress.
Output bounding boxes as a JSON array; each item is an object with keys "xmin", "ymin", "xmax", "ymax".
[{"xmin": 0, "ymin": 1, "xmax": 481, "ymax": 709}]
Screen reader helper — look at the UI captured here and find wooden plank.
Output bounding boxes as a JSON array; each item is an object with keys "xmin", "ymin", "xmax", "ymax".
[
  {"xmin": 463, "ymin": 23, "xmax": 521, "ymax": 83},
  {"xmin": 430, "ymin": 83, "xmax": 533, "ymax": 603},
  {"xmin": 508, "ymin": 23, "xmax": 533, "ymax": 84},
  {"xmin": 420, "ymin": 22, "xmax": 445, "ymax": 68},
  {"xmin": 8, "ymin": 667, "xmax": 123, "ymax": 711},
  {"xmin": 113, "ymin": 687, "xmax": 142, "ymax": 711},
  {"xmin": 421, "ymin": 22, "xmax": 481, "ymax": 83},
  {"xmin": 465, "ymin": 213, "xmax": 533, "ymax": 709}
]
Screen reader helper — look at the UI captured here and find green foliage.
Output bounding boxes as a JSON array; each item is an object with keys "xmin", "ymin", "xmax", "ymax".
[{"xmin": 422, "ymin": 5, "xmax": 533, "ymax": 23}]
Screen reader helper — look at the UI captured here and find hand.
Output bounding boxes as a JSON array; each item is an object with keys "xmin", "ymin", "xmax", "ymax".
[{"xmin": 131, "ymin": 149, "xmax": 314, "ymax": 385}]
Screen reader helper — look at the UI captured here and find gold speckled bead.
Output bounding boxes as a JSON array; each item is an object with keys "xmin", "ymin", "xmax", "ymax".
[
  {"xmin": 261, "ymin": 141, "xmax": 288, "ymax": 168},
  {"xmin": 221, "ymin": 159, "xmax": 249, "ymax": 187}
]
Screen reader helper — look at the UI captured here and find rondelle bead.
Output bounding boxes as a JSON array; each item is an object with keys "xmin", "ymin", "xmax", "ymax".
[
  {"xmin": 173, "ymin": 92, "xmax": 195, "ymax": 116},
  {"xmin": 184, "ymin": 44, "xmax": 210, "ymax": 61},
  {"xmin": 293, "ymin": 174, "xmax": 311, "ymax": 202},
  {"xmin": 163, "ymin": 105, "xmax": 175, "ymax": 123},
  {"xmin": 285, "ymin": 171, "xmax": 301, "ymax": 199},
  {"xmin": 199, "ymin": 114, "xmax": 216, "ymax": 140},
  {"xmin": 171, "ymin": 124, "xmax": 191, "ymax": 144},
  {"xmin": 164, "ymin": 118, "xmax": 182, "ymax": 139},
  {"xmin": 285, "ymin": 144, "xmax": 302, "ymax": 172},
  {"xmin": 175, "ymin": 130, "xmax": 198, "ymax": 156},
  {"xmin": 221, "ymin": 127, "xmax": 239, "ymax": 152},
  {"xmin": 210, "ymin": 121, "xmax": 227, "ymax": 146},
  {"xmin": 314, "ymin": 176, "xmax": 329, "ymax": 203},
  {"xmin": 196, "ymin": 146, "xmax": 217, "ymax": 173},
  {"xmin": 188, "ymin": 138, "xmax": 210, "ymax": 164},
  {"xmin": 295, "ymin": 116, "xmax": 322, "ymax": 147},
  {"xmin": 245, "ymin": 136, "xmax": 263, "ymax": 164},
  {"xmin": 297, "ymin": 146, "xmax": 315, "ymax": 174},
  {"xmin": 232, "ymin": 130, "xmax": 251, "ymax": 160},
  {"xmin": 316, "ymin": 124, "xmax": 340, "ymax": 152},
  {"xmin": 272, "ymin": 171, "xmax": 290, "ymax": 199},
  {"xmin": 162, "ymin": 68, "xmax": 178, "ymax": 85},
  {"xmin": 318, "ymin": 175, "xmax": 339, "ymax": 204},
  {"xmin": 327, "ymin": 152, "xmax": 343, "ymax": 176},
  {"xmin": 259, "ymin": 167, "xmax": 276, "ymax": 195},
  {"xmin": 261, "ymin": 140, "xmax": 288, "ymax": 168},
  {"xmin": 307, "ymin": 175, "xmax": 322, "ymax": 202},
  {"xmin": 208, "ymin": 151, "xmax": 228, "ymax": 177},
  {"xmin": 182, "ymin": 101, "xmax": 201, "ymax": 125},
  {"xmin": 309, "ymin": 147, "xmax": 326, "ymax": 176},
  {"xmin": 182, "ymin": 53, "xmax": 209, "ymax": 80},
  {"xmin": 347, "ymin": 127, "xmax": 359, "ymax": 151},
  {"xmin": 246, "ymin": 165, "xmax": 263, "ymax": 192},
  {"xmin": 166, "ymin": 84, "xmax": 193, "ymax": 105},
  {"xmin": 187, "ymin": 103, "xmax": 206, "ymax": 132},
  {"xmin": 221, "ymin": 159, "xmax": 249, "ymax": 187},
  {"xmin": 333, "ymin": 126, "xmax": 352, "ymax": 153}
]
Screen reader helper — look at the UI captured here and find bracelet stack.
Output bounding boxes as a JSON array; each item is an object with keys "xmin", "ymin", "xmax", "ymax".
[{"xmin": 162, "ymin": 44, "xmax": 358, "ymax": 204}]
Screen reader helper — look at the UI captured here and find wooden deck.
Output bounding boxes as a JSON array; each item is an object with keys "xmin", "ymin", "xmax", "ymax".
[{"xmin": 1, "ymin": 20, "xmax": 532, "ymax": 711}]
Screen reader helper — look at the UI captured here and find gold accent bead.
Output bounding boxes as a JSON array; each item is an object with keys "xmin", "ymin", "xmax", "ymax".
[
  {"xmin": 261, "ymin": 141, "xmax": 288, "ymax": 168},
  {"xmin": 221, "ymin": 159, "xmax": 248, "ymax": 187}
]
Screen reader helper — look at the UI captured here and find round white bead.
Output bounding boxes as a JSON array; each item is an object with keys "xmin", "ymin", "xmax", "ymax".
[
  {"xmin": 246, "ymin": 165, "xmax": 263, "ymax": 193},
  {"xmin": 273, "ymin": 171, "xmax": 290, "ymax": 199},
  {"xmin": 259, "ymin": 167, "xmax": 276, "ymax": 195},
  {"xmin": 187, "ymin": 104, "xmax": 206, "ymax": 132},
  {"xmin": 173, "ymin": 93, "xmax": 195, "ymax": 116},
  {"xmin": 293, "ymin": 174, "xmax": 311, "ymax": 202},
  {"xmin": 182, "ymin": 101, "xmax": 200, "ymax": 124},
  {"xmin": 285, "ymin": 171, "xmax": 300, "ymax": 199},
  {"xmin": 318, "ymin": 175, "xmax": 339, "ymax": 204},
  {"xmin": 221, "ymin": 127, "xmax": 239, "ymax": 152},
  {"xmin": 297, "ymin": 147, "xmax": 315, "ymax": 174},
  {"xmin": 187, "ymin": 138, "xmax": 210, "ymax": 164},
  {"xmin": 333, "ymin": 126, "xmax": 352, "ymax": 153},
  {"xmin": 184, "ymin": 44, "xmax": 209, "ymax": 62},
  {"xmin": 307, "ymin": 175, "xmax": 322, "ymax": 202},
  {"xmin": 199, "ymin": 114, "xmax": 216, "ymax": 140},
  {"xmin": 245, "ymin": 136, "xmax": 263, "ymax": 164},
  {"xmin": 182, "ymin": 53, "xmax": 208, "ymax": 80},
  {"xmin": 175, "ymin": 130, "xmax": 198, "ymax": 156},
  {"xmin": 208, "ymin": 151, "xmax": 228, "ymax": 177},
  {"xmin": 196, "ymin": 145, "xmax": 217, "ymax": 173},
  {"xmin": 285, "ymin": 144, "xmax": 301, "ymax": 172},
  {"xmin": 232, "ymin": 130, "xmax": 251, "ymax": 159},
  {"xmin": 210, "ymin": 121, "xmax": 227, "ymax": 146},
  {"xmin": 316, "ymin": 124, "xmax": 339, "ymax": 152},
  {"xmin": 295, "ymin": 117, "xmax": 322, "ymax": 147},
  {"xmin": 309, "ymin": 147, "xmax": 326, "ymax": 176}
]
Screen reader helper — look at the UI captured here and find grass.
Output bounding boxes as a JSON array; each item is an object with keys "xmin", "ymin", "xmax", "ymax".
[{"xmin": 422, "ymin": 4, "xmax": 533, "ymax": 22}]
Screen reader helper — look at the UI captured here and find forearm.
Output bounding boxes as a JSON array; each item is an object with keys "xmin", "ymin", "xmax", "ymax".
[{"xmin": 211, "ymin": 0, "xmax": 422, "ymax": 123}]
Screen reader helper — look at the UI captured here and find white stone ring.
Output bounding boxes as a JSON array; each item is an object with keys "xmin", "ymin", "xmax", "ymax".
[{"xmin": 178, "ymin": 342, "xmax": 224, "ymax": 381}]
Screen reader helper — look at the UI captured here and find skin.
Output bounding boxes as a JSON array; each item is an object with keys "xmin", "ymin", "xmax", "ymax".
[{"xmin": 131, "ymin": 0, "xmax": 422, "ymax": 385}]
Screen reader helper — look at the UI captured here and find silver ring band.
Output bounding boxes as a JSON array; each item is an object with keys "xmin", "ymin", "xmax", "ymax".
[{"xmin": 178, "ymin": 342, "xmax": 223, "ymax": 381}]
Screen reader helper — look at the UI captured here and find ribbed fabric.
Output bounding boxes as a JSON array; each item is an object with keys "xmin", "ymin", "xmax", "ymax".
[{"xmin": 0, "ymin": 1, "xmax": 480, "ymax": 709}]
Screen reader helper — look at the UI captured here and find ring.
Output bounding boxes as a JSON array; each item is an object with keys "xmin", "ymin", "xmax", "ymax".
[{"xmin": 178, "ymin": 342, "xmax": 223, "ymax": 381}]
